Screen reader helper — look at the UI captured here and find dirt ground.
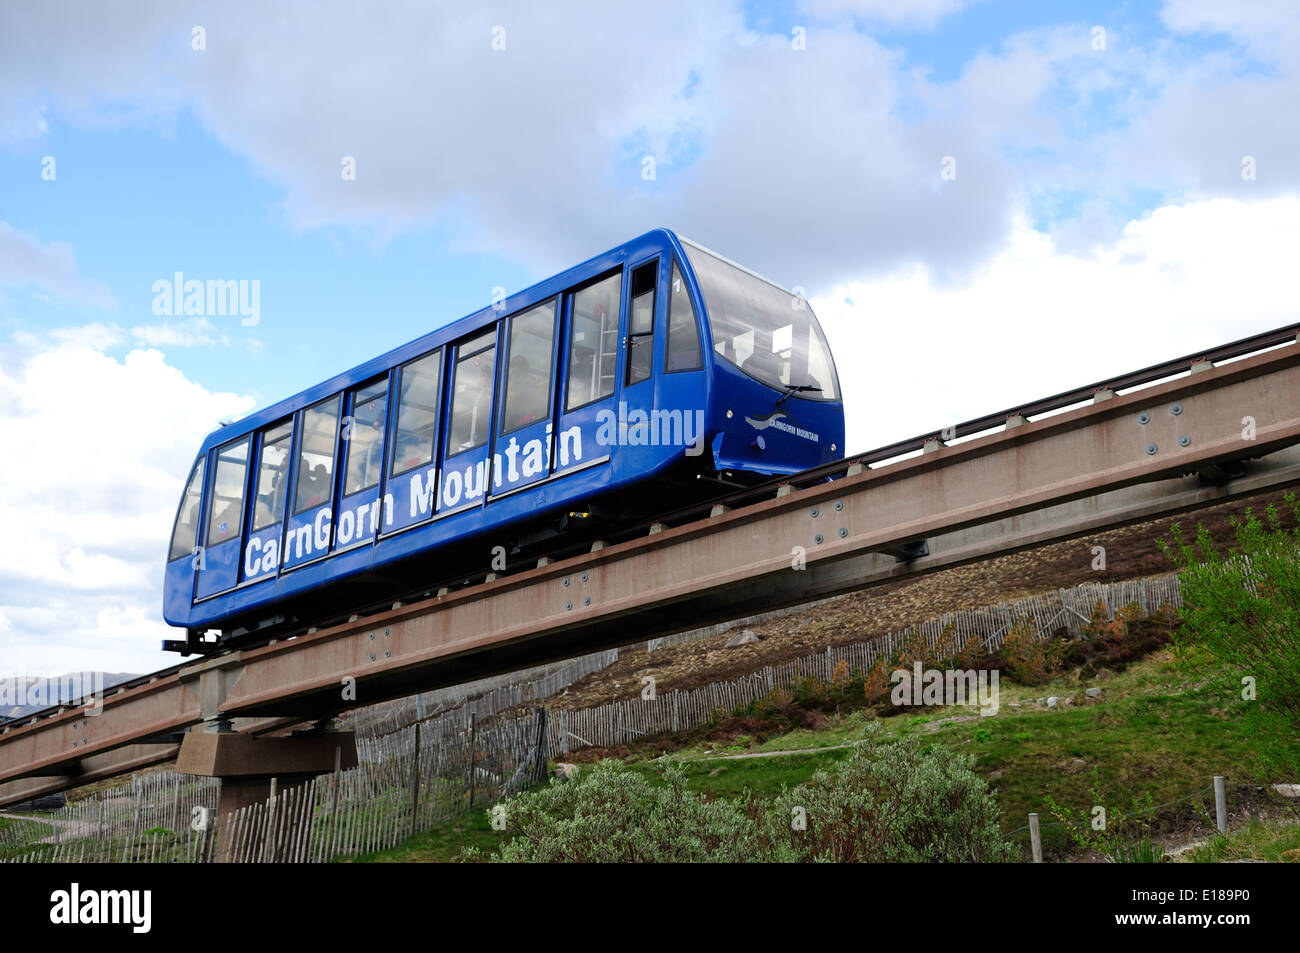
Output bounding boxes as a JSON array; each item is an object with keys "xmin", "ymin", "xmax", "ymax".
[{"xmin": 543, "ymin": 486, "xmax": 1298, "ymax": 711}]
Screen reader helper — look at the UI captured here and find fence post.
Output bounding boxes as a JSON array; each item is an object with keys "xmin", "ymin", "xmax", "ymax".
[
  {"xmin": 130, "ymin": 775, "xmax": 141, "ymax": 842},
  {"xmin": 473, "ymin": 712, "xmax": 483, "ymax": 806},
  {"xmin": 410, "ymin": 724, "xmax": 421, "ymax": 839},
  {"xmin": 1214, "ymin": 776, "xmax": 1227, "ymax": 834},
  {"xmin": 263, "ymin": 777, "xmax": 278, "ymax": 863},
  {"xmin": 327, "ymin": 745, "xmax": 342, "ymax": 862},
  {"xmin": 534, "ymin": 707, "xmax": 549, "ymax": 784},
  {"xmin": 1028, "ymin": 813, "xmax": 1042, "ymax": 863}
]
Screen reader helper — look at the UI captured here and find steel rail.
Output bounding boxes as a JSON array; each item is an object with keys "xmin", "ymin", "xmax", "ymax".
[{"xmin": 2, "ymin": 323, "xmax": 1298, "ymax": 801}]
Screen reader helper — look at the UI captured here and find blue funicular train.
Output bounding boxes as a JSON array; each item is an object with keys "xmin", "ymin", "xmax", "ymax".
[{"xmin": 163, "ymin": 229, "xmax": 845, "ymax": 654}]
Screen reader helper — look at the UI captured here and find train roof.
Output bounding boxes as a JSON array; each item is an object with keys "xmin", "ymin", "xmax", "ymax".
[{"xmin": 194, "ymin": 227, "xmax": 802, "ymax": 456}]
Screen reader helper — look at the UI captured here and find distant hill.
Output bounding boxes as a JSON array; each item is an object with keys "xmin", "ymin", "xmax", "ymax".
[{"xmin": 0, "ymin": 673, "xmax": 139, "ymax": 724}]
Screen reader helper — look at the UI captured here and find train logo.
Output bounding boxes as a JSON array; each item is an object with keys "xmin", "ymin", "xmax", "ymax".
[{"xmin": 744, "ymin": 411, "xmax": 820, "ymax": 443}]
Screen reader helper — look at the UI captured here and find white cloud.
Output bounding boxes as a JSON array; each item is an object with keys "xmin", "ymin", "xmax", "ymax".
[
  {"xmin": 1160, "ymin": 0, "xmax": 1300, "ymax": 47},
  {"xmin": 49, "ymin": 322, "xmax": 125, "ymax": 350},
  {"xmin": 0, "ymin": 222, "xmax": 116, "ymax": 309},
  {"xmin": 129, "ymin": 317, "xmax": 218, "ymax": 347},
  {"xmin": 0, "ymin": 334, "xmax": 254, "ymax": 674},
  {"xmin": 799, "ymin": 0, "xmax": 977, "ymax": 28},
  {"xmin": 813, "ymin": 195, "xmax": 1300, "ymax": 453},
  {"xmin": 8, "ymin": 2, "xmax": 1297, "ymax": 289}
]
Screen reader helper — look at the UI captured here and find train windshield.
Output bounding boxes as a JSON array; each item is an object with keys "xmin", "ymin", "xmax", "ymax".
[{"xmin": 684, "ymin": 243, "xmax": 839, "ymax": 401}]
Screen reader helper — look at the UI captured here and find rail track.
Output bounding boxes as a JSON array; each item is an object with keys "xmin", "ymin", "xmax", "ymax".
[{"xmin": 1, "ymin": 322, "xmax": 1297, "ymax": 805}]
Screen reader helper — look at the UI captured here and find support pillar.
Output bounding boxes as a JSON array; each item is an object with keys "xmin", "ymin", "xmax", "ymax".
[
  {"xmin": 176, "ymin": 730, "xmax": 358, "ymax": 862},
  {"xmin": 177, "ymin": 652, "xmax": 357, "ymax": 862}
]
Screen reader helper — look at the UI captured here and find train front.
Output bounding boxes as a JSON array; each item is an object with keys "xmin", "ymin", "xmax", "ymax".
[{"xmin": 679, "ymin": 239, "xmax": 845, "ymax": 479}]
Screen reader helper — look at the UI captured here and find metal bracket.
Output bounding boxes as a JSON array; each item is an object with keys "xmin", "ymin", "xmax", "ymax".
[{"xmin": 882, "ymin": 540, "xmax": 930, "ymax": 562}]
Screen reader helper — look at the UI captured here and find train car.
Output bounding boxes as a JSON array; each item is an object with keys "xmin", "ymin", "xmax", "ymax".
[{"xmin": 162, "ymin": 229, "xmax": 844, "ymax": 653}]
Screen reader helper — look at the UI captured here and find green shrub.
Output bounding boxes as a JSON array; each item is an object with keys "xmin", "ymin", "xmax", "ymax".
[
  {"xmin": 767, "ymin": 722, "xmax": 1016, "ymax": 863},
  {"xmin": 482, "ymin": 759, "xmax": 781, "ymax": 863},
  {"xmin": 479, "ymin": 725, "xmax": 1015, "ymax": 863},
  {"xmin": 1161, "ymin": 495, "xmax": 1300, "ymax": 777},
  {"xmin": 1112, "ymin": 838, "xmax": 1165, "ymax": 864}
]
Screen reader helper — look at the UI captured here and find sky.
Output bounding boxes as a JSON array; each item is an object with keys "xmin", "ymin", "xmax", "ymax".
[{"xmin": 1, "ymin": 0, "xmax": 1298, "ymax": 676}]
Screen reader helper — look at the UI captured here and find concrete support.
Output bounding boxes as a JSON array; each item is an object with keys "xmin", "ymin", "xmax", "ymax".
[
  {"xmin": 1190, "ymin": 358, "xmax": 1215, "ymax": 374},
  {"xmin": 922, "ymin": 436, "xmax": 945, "ymax": 453},
  {"xmin": 1005, "ymin": 413, "xmax": 1028, "ymax": 428},
  {"xmin": 176, "ymin": 730, "xmax": 358, "ymax": 862},
  {"xmin": 1093, "ymin": 387, "xmax": 1115, "ymax": 403}
]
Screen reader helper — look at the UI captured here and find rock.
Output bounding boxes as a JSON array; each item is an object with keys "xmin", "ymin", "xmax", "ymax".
[
  {"xmin": 1086, "ymin": 687, "xmax": 1102, "ymax": 697},
  {"xmin": 1046, "ymin": 696, "xmax": 1059, "ymax": 708},
  {"xmin": 553, "ymin": 762, "xmax": 580, "ymax": 780},
  {"xmin": 1095, "ymin": 668, "xmax": 1114, "ymax": 681},
  {"xmin": 1036, "ymin": 697, "xmax": 1047, "ymax": 707},
  {"xmin": 1067, "ymin": 758, "xmax": 1087, "ymax": 774},
  {"xmin": 724, "ymin": 629, "xmax": 759, "ymax": 648},
  {"xmin": 1008, "ymin": 702, "xmax": 1021, "ymax": 708},
  {"xmin": 989, "ymin": 769, "xmax": 1003, "ymax": 780},
  {"xmin": 1273, "ymin": 783, "xmax": 1300, "ymax": 798}
]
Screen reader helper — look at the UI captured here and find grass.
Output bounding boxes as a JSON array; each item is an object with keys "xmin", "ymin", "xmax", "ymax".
[
  {"xmin": 1182, "ymin": 817, "xmax": 1300, "ymax": 863},
  {"xmin": 346, "ymin": 807, "xmax": 507, "ymax": 863},
  {"xmin": 359, "ymin": 646, "xmax": 1300, "ymax": 862}
]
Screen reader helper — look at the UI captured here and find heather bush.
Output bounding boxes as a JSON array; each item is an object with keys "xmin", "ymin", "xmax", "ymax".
[
  {"xmin": 479, "ymin": 724, "xmax": 1014, "ymax": 863},
  {"xmin": 768, "ymin": 722, "xmax": 1016, "ymax": 862},
  {"xmin": 482, "ymin": 759, "xmax": 783, "ymax": 862}
]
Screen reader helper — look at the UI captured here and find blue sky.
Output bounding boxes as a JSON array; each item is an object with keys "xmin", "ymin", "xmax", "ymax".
[
  {"xmin": 1, "ymin": 0, "xmax": 1297, "ymax": 674},
  {"xmin": 1, "ymin": 0, "xmax": 1284, "ymax": 406}
]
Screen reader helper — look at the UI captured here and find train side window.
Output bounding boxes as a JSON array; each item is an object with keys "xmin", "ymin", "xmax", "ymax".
[
  {"xmin": 168, "ymin": 457, "xmax": 206, "ymax": 560},
  {"xmin": 343, "ymin": 379, "xmax": 389, "ymax": 495},
  {"xmin": 626, "ymin": 261, "xmax": 657, "ymax": 385},
  {"xmin": 206, "ymin": 439, "xmax": 250, "ymax": 547},
  {"xmin": 294, "ymin": 395, "xmax": 341, "ymax": 514},
  {"xmin": 449, "ymin": 328, "xmax": 497, "ymax": 454},
  {"xmin": 566, "ymin": 271, "xmax": 622, "ymax": 411},
  {"xmin": 665, "ymin": 262, "xmax": 702, "ymax": 372},
  {"xmin": 501, "ymin": 300, "xmax": 556, "ymax": 434},
  {"xmin": 251, "ymin": 421, "xmax": 294, "ymax": 531},
  {"xmin": 391, "ymin": 351, "xmax": 442, "ymax": 476}
]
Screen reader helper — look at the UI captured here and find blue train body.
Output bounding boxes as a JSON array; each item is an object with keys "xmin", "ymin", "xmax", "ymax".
[{"xmin": 162, "ymin": 229, "xmax": 844, "ymax": 650}]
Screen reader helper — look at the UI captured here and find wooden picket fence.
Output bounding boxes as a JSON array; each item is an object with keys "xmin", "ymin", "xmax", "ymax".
[
  {"xmin": 1, "ymin": 707, "xmax": 548, "ymax": 864},
  {"xmin": 541, "ymin": 574, "xmax": 1183, "ymax": 755},
  {"xmin": 2, "ymin": 573, "xmax": 1181, "ymax": 863}
]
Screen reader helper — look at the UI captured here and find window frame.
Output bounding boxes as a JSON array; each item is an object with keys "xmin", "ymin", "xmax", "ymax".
[
  {"xmin": 683, "ymin": 242, "xmax": 840, "ymax": 401},
  {"xmin": 664, "ymin": 259, "xmax": 704, "ymax": 374},
  {"xmin": 292, "ymin": 394, "xmax": 343, "ymax": 517},
  {"xmin": 250, "ymin": 419, "xmax": 295, "ymax": 533},
  {"xmin": 341, "ymin": 376, "xmax": 390, "ymax": 497},
  {"xmin": 499, "ymin": 297, "xmax": 559, "ymax": 437},
  {"xmin": 447, "ymin": 326, "xmax": 500, "ymax": 456},
  {"xmin": 204, "ymin": 436, "xmax": 252, "ymax": 549},
  {"xmin": 625, "ymin": 259, "xmax": 658, "ymax": 387},
  {"xmin": 168, "ymin": 456, "xmax": 207, "ymax": 562},
  {"xmin": 564, "ymin": 267, "xmax": 624, "ymax": 414},
  {"xmin": 389, "ymin": 349, "xmax": 444, "ymax": 479}
]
